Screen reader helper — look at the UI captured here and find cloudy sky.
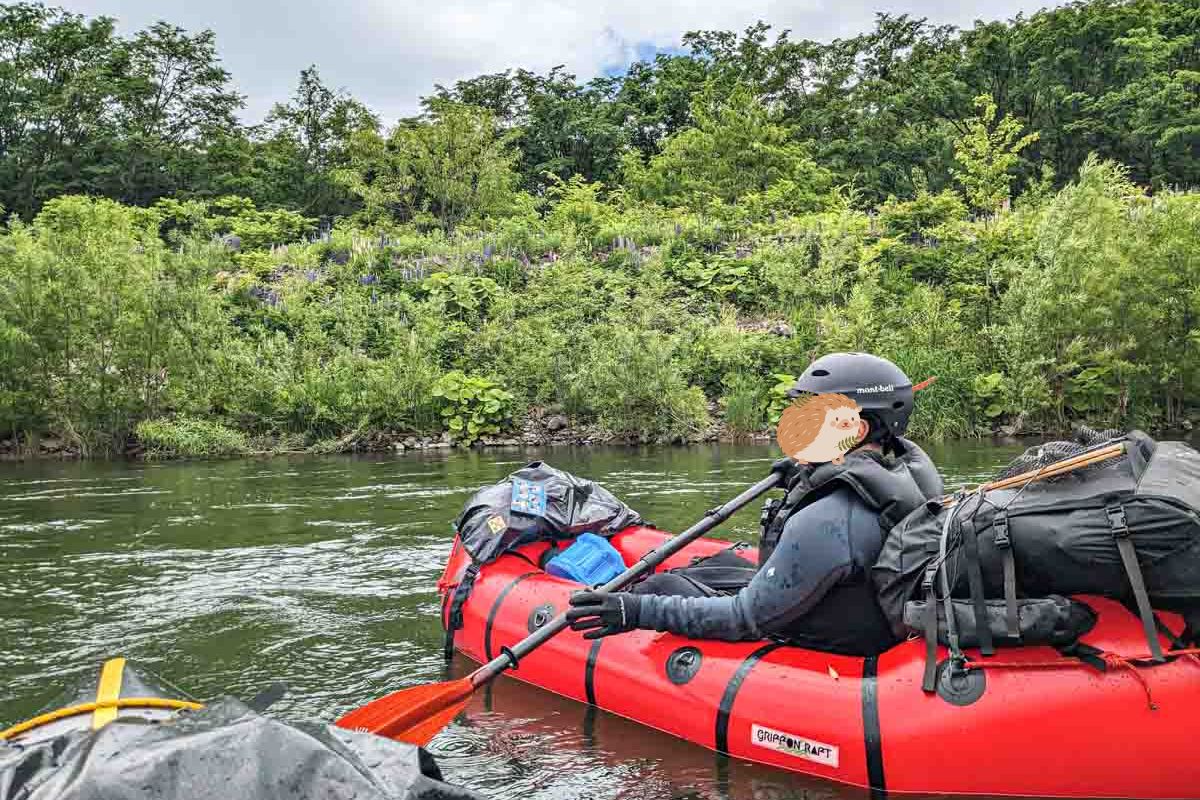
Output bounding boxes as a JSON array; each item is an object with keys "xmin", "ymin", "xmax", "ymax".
[{"xmin": 57, "ymin": 0, "xmax": 1064, "ymax": 125}]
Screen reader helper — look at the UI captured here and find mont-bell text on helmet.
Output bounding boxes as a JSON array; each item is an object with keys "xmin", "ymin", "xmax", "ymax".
[{"xmin": 853, "ymin": 384, "xmax": 895, "ymax": 394}]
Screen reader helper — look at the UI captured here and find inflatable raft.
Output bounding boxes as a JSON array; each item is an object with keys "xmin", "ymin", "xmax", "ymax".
[
  {"xmin": 1, "ymin": 659, "xmax": 482, "ymax": 800},
  {"xmin": 438, "ymin": 526, "xmax": 1200, "ymax": 799},
  {"xmin": 0, "ymin": 657, "xmax": 201, "ymax": 746}
]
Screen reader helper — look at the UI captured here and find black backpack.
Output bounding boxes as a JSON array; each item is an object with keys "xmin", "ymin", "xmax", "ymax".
[{"xmin": 872, "ymin": 430, "xmax": 1200, "ymax": 691}]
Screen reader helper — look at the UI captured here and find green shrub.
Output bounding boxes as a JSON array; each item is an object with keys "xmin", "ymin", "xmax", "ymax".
[
  {"xmin": 565, "ymin": 327, "xmax": 711, "ymax": 440},
  {"xmin": 135, "ymin": 417, "xmax": 248, "ymax": 459},
  {"xmin": 720, "ymin": 372, "xmax": 767, "ymax": 435},
  {"xmin": 431, "ymin": 371, "xmax": 515, "ymax": 445},
  {"xmin": 420, "ymin": 272, "xmax": 499, "ymax": 320},
  {"xmin": 766, "ymin": 373, "xmax": 797, "ymax": 426}
]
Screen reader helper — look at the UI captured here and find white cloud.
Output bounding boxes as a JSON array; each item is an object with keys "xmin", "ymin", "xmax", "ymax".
[{"xmin": 53, "ymin": 0, "xmax": 1064, "ymax": 125}]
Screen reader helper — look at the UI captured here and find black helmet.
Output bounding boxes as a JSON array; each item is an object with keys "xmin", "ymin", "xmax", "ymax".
[{"xmin": 787, "ymin": 352, "xmax": 915, "ymax": 445}]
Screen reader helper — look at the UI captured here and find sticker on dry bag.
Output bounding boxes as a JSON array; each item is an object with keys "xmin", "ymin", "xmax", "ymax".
[
  {"xmin": 750, "ymin": 724, "xmax": 839, "ymax": 768},
  {"xmin": 486, "ymin": 515, "xmax": 506, "ymax": 534},
  {"xmin": 510, "ymin": 478, "xmax": 547, "ymax": 517}
]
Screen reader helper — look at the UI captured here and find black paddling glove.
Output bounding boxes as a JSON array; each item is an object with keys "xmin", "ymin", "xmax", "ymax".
[
  {"xmin": 566, "ymin": 590, "xmax": 642, "ymax": 639},
  {"xmin": 770, "ymin": 457, "xmax": 798, "ymax": 482}
]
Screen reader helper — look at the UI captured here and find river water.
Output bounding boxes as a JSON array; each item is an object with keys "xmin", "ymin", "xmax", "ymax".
[{"xmin": 0, "ymin": 441, "xmax": 1030, "ymax": 799}]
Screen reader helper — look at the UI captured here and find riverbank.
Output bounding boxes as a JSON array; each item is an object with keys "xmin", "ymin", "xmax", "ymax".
[
  {"xmin": 0, "ymin": 407, "xmax": 770, "ymax": 460},
  {"xmin": 4, "ymin": 406, "xmax": 1195, "ymax": 462}
]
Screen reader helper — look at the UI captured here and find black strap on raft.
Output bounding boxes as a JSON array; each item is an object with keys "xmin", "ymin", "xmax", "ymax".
[
  {"xmin": 443, "ymin": 563, "xmax": 481, "ymax": 661},
  {"xmin": 1107, "ymin": 503, "xmax": 1165, "ymax": 662},
  {"xmin": 993, "ymin": 511, "xmax": 1020, "ymax": 640},
  {"xmin": 961, "ymin": 518, "xmax": 995, "ymax": 656},
  {"xmin": 1155, "ymin": 614, "xmax": 1187, "ymax": 651},
  {"xmin": 921, "ymin": 559, "xmax": 940, "ymax": 692},
  {"xmin": 1180, "ymin": 608, "xmax": 1200, "ymax": 647},
  {"xmin": 1056, "ymin": 641, "xmax": 1108, "ymax": 671},
  {"xmin": 247, "ymin": 681, "xmax": 288, "ymax": 713}
]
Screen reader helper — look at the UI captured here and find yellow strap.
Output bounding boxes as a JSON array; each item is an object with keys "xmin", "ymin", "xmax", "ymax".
[
  {"xmin": 0, "ymin": 698, "xmax": 203, "ymax": 741},
  {"xmin": 92, "ymin": 657, "xmax": 126, "ymax": 730}
]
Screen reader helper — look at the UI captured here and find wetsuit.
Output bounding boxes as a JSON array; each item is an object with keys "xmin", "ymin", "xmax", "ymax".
[{"xmin": 631, "ymin": 486, "xmax": 898, "ymax": 656}]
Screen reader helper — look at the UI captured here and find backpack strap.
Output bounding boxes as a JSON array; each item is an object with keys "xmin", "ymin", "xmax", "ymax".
[
  {"xmin": 1106, "ymin": 503, "xmax": 1165, "ymax": 662},
  {"xmin": 993, "ymin": 510, "xmax": 1020, "ymax": 640},
  {"xmin": 921, "ymin": 559, "xmax": 940, "ymax": 693},
  {"xmin": 960, "ymin": 518, "xmax": 995, "ymax": 656},
  {"xmin": 922, "ymin": 503, "xmax": 965, "ymax": 693}
]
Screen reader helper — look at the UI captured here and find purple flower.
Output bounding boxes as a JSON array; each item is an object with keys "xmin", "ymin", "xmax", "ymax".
[
  {"xmin": 483, "ymin": 244, "xmax": 495, "ymax": 259},
  {"xmin": 249, "ymin": 286, "xmax": 282, "ymax": 307},
  {"xmin": 305, "ymin": 270, "xmax": 319, "ymax": 281},
  {"xmin": 359, "ymin": 274, "xmax": 378, "ymax": 285}
]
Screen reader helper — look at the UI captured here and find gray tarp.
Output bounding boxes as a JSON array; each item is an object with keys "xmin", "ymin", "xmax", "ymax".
[{"xmin": 0, "ymin": 696, "xmax": 481, "ymax": 800}]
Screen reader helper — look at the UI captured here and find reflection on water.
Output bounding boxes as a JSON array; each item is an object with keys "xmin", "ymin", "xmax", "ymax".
[{"xmin": 0, "ymin": 442, "xmax": 1031, "ymax": 799}]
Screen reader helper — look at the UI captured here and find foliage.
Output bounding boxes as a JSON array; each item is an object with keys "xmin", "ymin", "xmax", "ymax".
[
  {"xmin": 720, "ymin": 372, "xmax": 768, "ymax": 436},
  {"xmin": 135, "ymin": 417, "xmax": 247, "ymax": 458},
  {"xmin": 419, "ymin": 272, "xmax": 499, "ymax": 321},
  {"xmin": 0, "ymin": 196, "xmax": 227, "ymax": 455},
  {"xmin": 336, "ymin": 100, "xmax": 524, "ymax": 230},
  {"xmin": 431, "ymin": 371, "xmax": 515, "ymax": 445},
  {"xmin": 767, "ymin": 373, "xmax": 798, "ymax": 425},
  {"xmin": 622, "ymin": 86, "xmax": 833, "ymax": 214},
  {"xmin": 564, "ymin": 326, "xmax": 711, "ymax": 440},
  {"xmin": 666, "ymin": 253, "xmax": 756, "ymax": 302},
  {"xmin": 952, "ymin": 96, "xmax": 1040, "ymax": 214},
  {"xmin": 2, "ymin": 1, "xmax": 1200, "ymax": 458}
]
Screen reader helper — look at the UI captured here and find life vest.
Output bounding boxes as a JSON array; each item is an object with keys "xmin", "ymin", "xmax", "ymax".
[{"xmin": 758, "ymin": 437, "xmax": 945, "ymax": 567}]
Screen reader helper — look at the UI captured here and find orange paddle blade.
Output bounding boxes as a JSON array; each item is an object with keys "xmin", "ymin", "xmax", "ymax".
[{"xmin": 334, "ymin": 677, "xmax": 474, "ymax": 746}]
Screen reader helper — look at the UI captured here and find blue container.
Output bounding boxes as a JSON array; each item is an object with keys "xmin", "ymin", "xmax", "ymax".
[{"xmin": 545, "ymin": 533, "xmax": 626, "ymax": 585}]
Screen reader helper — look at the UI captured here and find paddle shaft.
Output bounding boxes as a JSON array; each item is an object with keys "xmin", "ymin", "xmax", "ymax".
[
  {"xmin": 468, "ymin": 471, "xmax": 784, "ymax": 687},
  {"xmin": 941, "ymin": 442, "xmax": 1126, "ymax": 506}
]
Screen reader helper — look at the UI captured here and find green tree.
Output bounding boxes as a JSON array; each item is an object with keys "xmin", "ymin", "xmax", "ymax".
[
  {"xmin": 622, "ymin": 86, "xmax": 832, "ymax": 212},
  {"xmin": 338, "ymin": 100, "xmax": 523, "ymax": 230},
  {"xmin": 430, "ymin": 67, "xmax": 629, "ymax": 191},
  {"xmin": 0, "ymin": 3, "xmax": 121, "ymax": 218},
  {"xmin": 259, "ymin": 65, "xmax": 378, "ymax": 219},
  {"xmin": 952, "ymin": 95, "xmax": 1040, "ymax": 214},
  {"xmin": 102, "ymin": 21, "xmax": 244, "ymax": 205},
  {"xmin": 0, "ymin": 196, "xmax": 227, "ymax": 452}
]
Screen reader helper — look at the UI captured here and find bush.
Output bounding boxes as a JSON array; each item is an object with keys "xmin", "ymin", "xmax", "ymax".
[
  {"xmin": 431, "ymin": 371, "xmax": 515, "ymax": 445},
  {"xmin": 135, "ymin": 417, "xmax": 248, "ymax": 458},
  {"xmin": 565, "ymin": 327, "xmax": 711, "ymax": 440},
  {"xmin": 720, "ymin": 372, "xmax": 767, "ymax": 436},
  {"xmin": 0, "ymin": 196, "xmax": 228, "ymax": 455}
]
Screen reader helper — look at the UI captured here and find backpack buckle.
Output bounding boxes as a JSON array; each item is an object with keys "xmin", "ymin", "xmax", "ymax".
[
  {"xmin": 993, "ymin": 512, "xmax": 1011, "ymax": 549},
  {"xmin": 921, "ymin": 562, "xmax": 939, "ymax": 593},
  {"xmin": 1106, "ymin": 505, "xmax": 1130, "ymax": 537}
]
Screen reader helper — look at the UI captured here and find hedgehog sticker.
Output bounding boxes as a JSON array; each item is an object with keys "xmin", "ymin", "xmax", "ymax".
[{"xmin": 776, "ymin": 393, "xmax": 867, "ymax": 465}]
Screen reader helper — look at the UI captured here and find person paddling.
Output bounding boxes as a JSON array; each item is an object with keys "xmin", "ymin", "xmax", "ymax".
[{"xmin": 565, "ymin": 352, "xmax": 943, "ymax": 656}]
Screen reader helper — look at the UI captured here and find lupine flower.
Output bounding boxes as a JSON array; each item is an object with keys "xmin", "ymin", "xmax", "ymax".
[
  {"xmin": 359, "ymin": 274, "xmax": 378, "ymax": 285},
  {"xmin": 483, "ymin": 244, "xmax": 495, "ymax": 259},
  {"xmin": 248, "ymin": 286, "xmax": 282, "ymax": 307}
]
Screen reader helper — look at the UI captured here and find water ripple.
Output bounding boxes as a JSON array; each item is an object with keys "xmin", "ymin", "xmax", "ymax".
[{"xmin": 0, "ymin": 443, "xmax": 1025, "ymax": 800}]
